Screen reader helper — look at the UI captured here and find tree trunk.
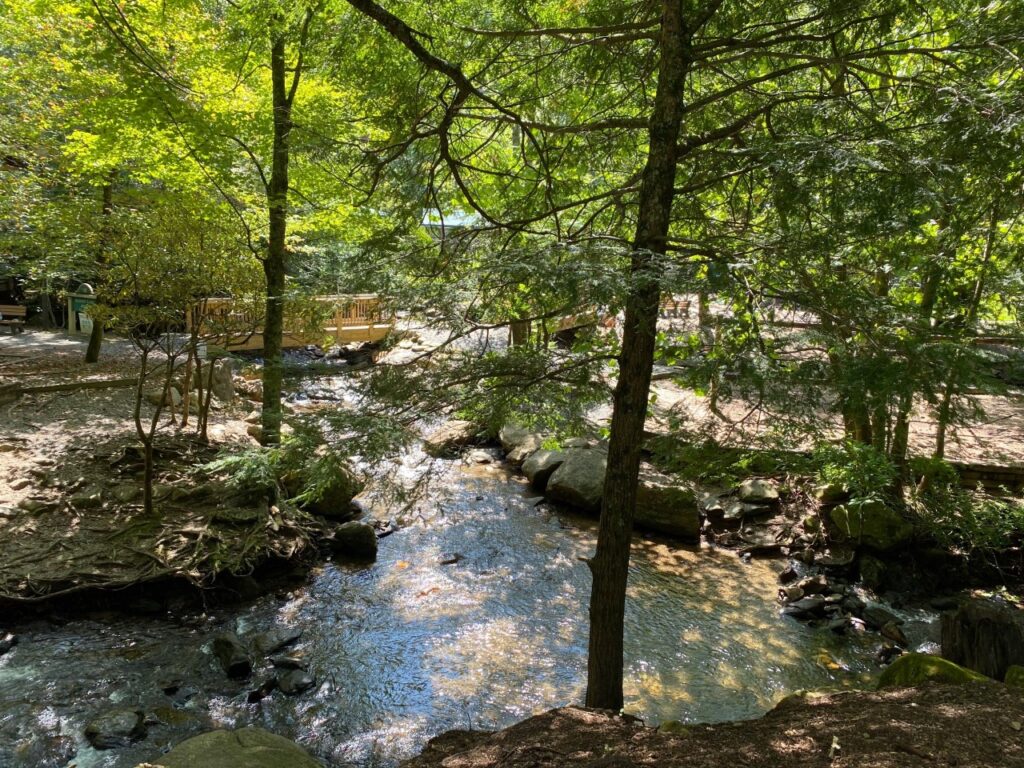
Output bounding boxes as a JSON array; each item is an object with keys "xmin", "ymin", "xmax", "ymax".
[
  {"xmin": 85, "ymin": 175, "xmax": 114, "ymax": 363},
  {"xmin": 261, "ymin": 32, "xmax": 293, "ymax": 447},
  {"xmin": 585, "ymin": 0, "xmax": 691, "ymax": 711}
]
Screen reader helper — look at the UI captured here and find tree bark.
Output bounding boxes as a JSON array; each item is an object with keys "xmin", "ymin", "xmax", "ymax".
[
  {"xmin": 261, "ymin": 31, "xmax": 292, "ymax": 446},
  {"xmin": 585, "ymin": 0, "xmax": 691, "ymax": 711},
  {"xmin": 85, "ymin": 175, "xmax": 115, "ymax": 363}
]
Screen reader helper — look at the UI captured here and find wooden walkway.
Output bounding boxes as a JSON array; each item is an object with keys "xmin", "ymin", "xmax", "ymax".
[{"xmin": 187, "ymin": 294, "xmax": 393, "ymax": 352}]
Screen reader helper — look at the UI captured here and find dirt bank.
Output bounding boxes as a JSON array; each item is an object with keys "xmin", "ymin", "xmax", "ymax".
[{"xmin": 403, "ymin": 683, "xmax": 1024, "ymax": 768}]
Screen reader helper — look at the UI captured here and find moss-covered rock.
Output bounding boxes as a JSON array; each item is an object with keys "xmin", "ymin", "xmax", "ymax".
[
  {"xmin": 830, "ymin": 499, "xmax": 913, "ymax": 551},
  {"xmin": 877, "ymin": 653, "xmax": 988, "ymax": 689},
  {"xmin": 1004, "ymin": 665, "xmax": 1024, "ymax": 688},
  {"xmin": 156, "ymin": 727, "xmax": 320, "ymax": 768},
  {"xmin": 284, "ymin": 454, "xmax": 364, "ymax": 519}
]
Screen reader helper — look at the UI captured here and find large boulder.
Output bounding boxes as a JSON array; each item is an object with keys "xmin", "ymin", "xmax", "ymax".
[
  {"xmin": 829, "ymin": 499, "xmax": 913, "ymax": 551},
  {"xmin": 156, "ymin": 727, "xmax": 321, "ymax": 768},
  {"xmin": 84, "ymin": 708, "xmax": 146, "ymax": 750},
  {"xmin": 328, "ymin": 521, "xmax": 378, "ymax": 561},
  {"xmin": 211, "ymin": 358, "xmax": 235, "ymax": 402},
  {"xmin": 424, "ymin": 420, "xmax": 479, "ymax": 457},
  {"xmin": 522, "ymin": 449, "xmax": 566, "ymax": 491},
  {"xmin": 634, "ymin": 466, "xmax": 700, "ymax": 541},
  {"xmin": 545, "ymin": 447, "xmax": 607, "ymax": 513},
  {"xmin": 941, "ymin": 598, "xmax": 1024, "ymax": 680},
  {"xmin": 877, "ymin": 652, "xmax": 987, "ymax": 689}
]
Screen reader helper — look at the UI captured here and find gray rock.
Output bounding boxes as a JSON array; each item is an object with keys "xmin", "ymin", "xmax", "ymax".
[
  {"xmin": 330, "ymin": 521, "xmax": 378, "ymax": 561},
  {"xmin": 157, "ymin": 727, "xmax": 321, "ymax": 768},
  {"xmin": 251, "ymin": 627, "xmax": 302, "ymax": 656},
  {"xmin": 563, "ymin": 437, "xmax": 593, "ymax": 449},
  {"xmin": 781, "ymin": 596, "xmax": 827, "ymax": 618},
  {"xmin": 84, "ymin": 708, "xmax": 146, "ymax": 750},
  {"xmin": 507, "ymin": 434, "xmax": 543, "ymax": 464},
  {"xmin": 424, "ymin": 420, "xmax": 478, "ymax": 457},
  {"xmin": 464, "ymin": 449, "xmax": 495, "ymax": 465},
  {"xmin": 522, "ymin": 449, "xmax": 566, "ymax": 490},
  {"xmin": 498, "ymin": 424, "xmax": 533, "ymax": 452},
  {"xmin": 634, "ymin": 465, "xmax": 700, "ymax": 541},
  {"xmin": 212, "ymin": 632, "xmax": 252, "ymax": 679},
  {"xmin": 863, "ymin": 605, "xmax": 903, "ymax": 630},
  {"xmin": 278, "ymin": 669, "xmax": 316, "ymax": 696},
  {"xmin": 211, "ymin": 358, "xmax": 235, "ymax": 402},
  {"xmin": 545, "ymin": 448, "xmax": 608, "ymax": 513},
  {"xmin": 737, "ymin": 478, "xmax": 780, "ymax": 503},
  {"xmin": 499, "ymin": 424, "xmax": 545, "ymax": 463}
]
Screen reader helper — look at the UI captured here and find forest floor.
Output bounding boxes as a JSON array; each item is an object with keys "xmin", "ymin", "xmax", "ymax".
[
  {"xmin": 0, "ymin": 329, "xmax": 316, "ymax": 606},
  {"xmin": 403, "ymin": 683, "xmax": 1024, "ymax": 768}
]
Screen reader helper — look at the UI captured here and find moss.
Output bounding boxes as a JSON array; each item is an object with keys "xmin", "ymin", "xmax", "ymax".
[
  {"xmin": 830, "ymin": 499, "xmax": 913, "ymax": 551},
  {"xmin": 1005, "ymin": 665, "xmax": 1024, "ymax": 689},
  {"xmin": 877, "ymin": 653, "xmax": 988, "ymax": 689}
]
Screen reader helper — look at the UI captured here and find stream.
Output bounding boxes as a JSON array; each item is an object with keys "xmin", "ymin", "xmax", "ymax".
[{"xmin": 0, "ymin": 375, "xmax": 934, "ymax": 767}]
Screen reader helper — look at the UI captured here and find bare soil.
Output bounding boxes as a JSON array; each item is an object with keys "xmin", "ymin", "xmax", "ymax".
[{"xmin": 403, "ymin": 683, "xmax": 1024, "ymax": 768}]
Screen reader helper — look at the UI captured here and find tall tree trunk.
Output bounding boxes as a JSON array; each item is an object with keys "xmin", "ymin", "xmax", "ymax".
[
  {"xmin": 262, "ymin": 32, "xmax": 292, "ymax": 447},
  {"xmin": 85, "ymin": 174, "xmax": 115, "ymax": 363},
  {"xmin": 585, "ymin": 0, "xmax": 691, "ymax": 711}
]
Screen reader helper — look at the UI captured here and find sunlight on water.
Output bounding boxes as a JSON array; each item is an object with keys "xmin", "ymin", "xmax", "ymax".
[{"xmin": 0, "ymin": 456, "xmax": 890, "ymax": 767}]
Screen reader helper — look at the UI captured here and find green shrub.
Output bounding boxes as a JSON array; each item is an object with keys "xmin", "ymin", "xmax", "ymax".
[
  {"xmin": 912, "ymin": 482, "xmax": 1024, "ymax": 553},
  {"xmin": 813, "ymin": 441, "xmax": 896, "ymax": 500}
]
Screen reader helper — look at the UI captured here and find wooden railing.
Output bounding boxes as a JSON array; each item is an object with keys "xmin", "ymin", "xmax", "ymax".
[{"xmin": 186, "ymin": 294, "xmax": 394, "ymax": 351}]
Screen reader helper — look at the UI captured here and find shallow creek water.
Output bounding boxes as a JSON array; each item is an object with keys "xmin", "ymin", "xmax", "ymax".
[{"xmin": 0, "ymin": 397, "xmax": 917, "ymax": 767}]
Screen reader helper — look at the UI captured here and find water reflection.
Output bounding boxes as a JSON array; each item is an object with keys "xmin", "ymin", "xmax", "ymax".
[{"xmin": 0, "ymin": 460, "xmax": 879, "ymax": 767}]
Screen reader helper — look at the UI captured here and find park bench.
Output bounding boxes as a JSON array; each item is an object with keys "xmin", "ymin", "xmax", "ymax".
[
  {"xmin": 659, "ymin": 295, "xmax": 691, "ymax": 318},
  {"xmin": 0, "ymin": 304, "xmax": 27, "ymax": 334}
]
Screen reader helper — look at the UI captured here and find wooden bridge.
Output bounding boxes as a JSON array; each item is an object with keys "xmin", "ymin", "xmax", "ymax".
[{"xmin": 187, "ymin": 294, "xmax": 394, "ymax": 352}]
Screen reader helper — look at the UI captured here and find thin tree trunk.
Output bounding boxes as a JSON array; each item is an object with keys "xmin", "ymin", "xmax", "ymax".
[
  {"xmin": 85, "ymin": 174, "xmax": 115, "ymax": 363},
  {"xmin": 585, "ymin": 0, "xmax": 691, "ymax": 711},
  {"xmin": 261, "ymin": 31, "xmax": 293, "ymax": 447}
]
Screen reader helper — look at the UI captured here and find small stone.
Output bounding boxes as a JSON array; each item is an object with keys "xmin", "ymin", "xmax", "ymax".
[
  {"xmin": 780, "ymin": 585, "xmax": 804, "ymax": 602},
  {"xmin": 10, "ymin": 478, "xmax": 30, "ymax": 491},
  {"xmin": 781, "ymin": 596, "xmax": 827, "ymax": 618},
  {"xmin": 737, "ymin": 478, "xmax": 780, "ymax": 503},
  {"xmin": 247, "ymin": 678, "xmax": 278, "ymax": 703},
  {"xmin": 0, "ymin": 633, "xmax": 17, "ymax": 655},
  {"xmin": 278, "ymin": 668, "xmax": 315, "ymax": 695},
  {"xmin": 778, "ymin": 565, "xmax": 799, "ymax": 584},
  {"xmin": 271, "ymin": 653, "xmax": 306, "ymax": 670},
  {"xmin": 881, "ymin": 621, "xmax": 909, "ymax": 646},
  {"xmin": 797, "ymin": 574, "xmax": 829, "ymax": 595}
]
